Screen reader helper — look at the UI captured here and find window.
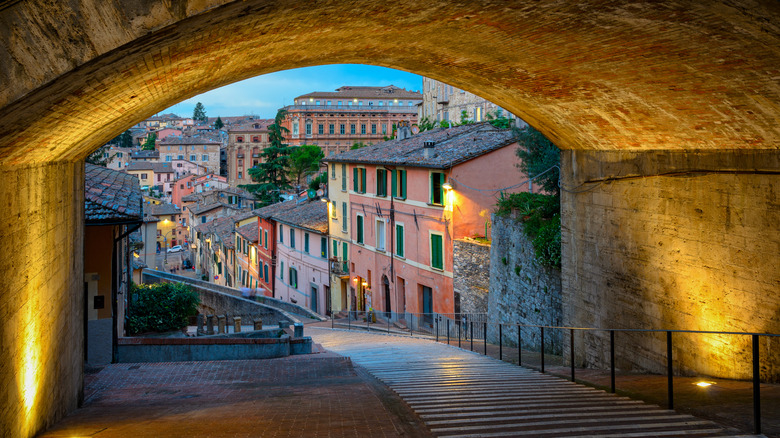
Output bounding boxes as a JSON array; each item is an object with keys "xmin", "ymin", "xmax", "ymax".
[
  {"xmin": 376, "ymin": 168, "xmax": 387, "ymax": 197},
  {"xmin": 280, "ymin": 261, "xmax": 284, "ymax": 281},
  {"xmin": 290, "ymin": 229, "xmax": 296, "ymax": 249},
  {"xmin": 305, "ymin": 120, "xmax": 312, "ymax": 136},
  {"xmin": 178, "ymin": 155, "xmax": 184, "ymax": 160},
  {"xmin": 264, "ymin": 230, "xmax": 268, "ymax": 249},
  {"xmin": 141, "ymin": 173, "xmax": 147, "ymax": 179},
  {"xmin": 180, "ymin": 184, "xmax": 184, "ymax": 189},
  {"xmin": 341, "ymin": 164, "xmax": 347, "ymax": 191},
  {"xmin": 361, "ymin": 124, "xmax": 366, "ymax": 135},
  {"xmin": 202, "ymin": 154, "xmax": 208, "ymax": 161},
  {"xmin": 289, "ymin": 267, "xmax": 298, "ymax": 289},
  {"xmin": 190, "ymin": 155, "xmax": 196, "ymax": 161},
  {"xmin": 201, "ymin": 216, "xmax": 207, "ymax": 223},
  {"xmin": 264, "ymin": 264, "xmax": 269, "ymax": 282},
  {"xmin": 329, "ymin": 124, "xmax": 335, "ymax": 134},
  {"xmin": 395, "ymin": 223, "xmax": 404, "ymax": 258},
  {"xmin": 330, "ymin": 200, "xmax": 337, "ymax": 218},
  {"xmin": 431, "ymin": 233, "xmax": 444, "ymax": 270},
  {"xmin": 330, "ymin": 163, "xmax": 336, "ymax": 179},
  {"xmin": 332, "ymin": 240, "xmax": 338, "ymax": 259},
  {"xmin": 376, "ymin": 219, "xmax": 386, "ymax": 251},
  {"xmin": 236, "ymin": 136, "xmax": 244, "ymax": 143},
  {"xmin": 320, "ymin": 237, "xmax": 327, "ymax": 258},
  {"xmin": 252, "ymin": 136, "xmax": 260, "ymax": 142},
  {"xmin": 392, "ymin": 169, "xmax": 407, "ymax": 199},
  {"xmin": 293, "ymin": 121, "xmax": 299, "ymax": 136},
  {"xmin": 166, "ymin": 156, "xmax": 172, "ymax": 162},
  {"xmin": 356, "ymin": 214, "xmax": 364, "ymax": 244},
  {"xmin": 279, "ymin": 224, "xmax": 283, "ymax": 243},
  {"xmin": 318, "ymin": 124, "xmax": 324, "ymax": 135},
  {"xmin": 204, "ymin": 145, "xmax": 208, "ymax": 150},
  {"xmin": 238, "ymin": 171, "xmax": 242, "ymax": 179},
  {"xmin": 378, "ymin": 101, "xmax": 383, "ymax": 106},
  {"xmin": 304, "ymin": 233, "xmax": 310, "ymax": 253},
  {"xmin": 341, "ymin": 202, "xmax": 347, "ymax": 232},
  {"xmin": 371, "ymin": 124, "xmax": 376, "ymax": 134},
  {"xmin": 352, "ymin": 167, "xmax": 366, "ymax": 193},
  {"xmin": 382, "ymin": 124, "xmax": 387, "ymax": 135},
  {"xmin": 350, "ymin": 124, "xmax": 356, "ymax": 135},
  {"xmin": 179, "ymin": 146, "xmax": 183, "ymax": 151},
  {"xmin": 339, "ymin": 124, "xmax": 345, "ymax": 135},
  {"xmin": 431, "ymin": 172, "xmax": 445, "ymax": 205}
]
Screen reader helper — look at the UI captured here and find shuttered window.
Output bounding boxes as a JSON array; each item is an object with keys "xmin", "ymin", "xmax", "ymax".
[{"xmin": 430, "ymin": 233, "xmax": 443, "ymax": 270}]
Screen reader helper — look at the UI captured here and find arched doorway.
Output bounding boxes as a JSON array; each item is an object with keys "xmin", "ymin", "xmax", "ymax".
[{"xmin": 382, "ymin": 275, "xmax": 391, "ymax": 317}]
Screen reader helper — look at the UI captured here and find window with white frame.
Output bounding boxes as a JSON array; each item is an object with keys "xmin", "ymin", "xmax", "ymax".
[{"xmin": 376, "ymin": 219, "xmax": 386, "ymax": 251}]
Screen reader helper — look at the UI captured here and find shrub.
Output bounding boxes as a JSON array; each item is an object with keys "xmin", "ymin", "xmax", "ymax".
[
  {"xmin": 127, "ymin": 282, "xmax": 200, "ymax": 334},
  {"xmin": 496, "ymin": 192, "xmax": 561, "ymax": 269}
]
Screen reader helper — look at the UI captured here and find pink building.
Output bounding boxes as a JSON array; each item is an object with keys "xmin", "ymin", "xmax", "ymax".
[
  {"xmin": 271, "ymin": 200, "xmax": 330, "ymax": 315},
  {"xmin": 172, "ymin": 174, "xmax": 197, "ymax": 208},
  {"xmin": 324, "ymin": 123, "xmax": 527, "ymax": 318}
]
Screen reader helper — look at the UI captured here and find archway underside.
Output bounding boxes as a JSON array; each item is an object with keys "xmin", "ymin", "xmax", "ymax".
[{"xmin": 1, "ymin": 0, "xmax": 779, "ymax": 166}]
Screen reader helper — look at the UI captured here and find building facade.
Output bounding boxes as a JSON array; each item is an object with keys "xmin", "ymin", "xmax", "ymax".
[
  {"xmin": 158, "ymin": 135, "xmax": 222, "ymax": 174},
  {"xmin": 324, "ymin": 123, "xmax": 527, "ymax": 320},
  {"xmin": 226, "ymin": 119, "xmax": 273, "ymax": 187},
  {"xmin": 281, "ymin": 85, "xmax": 422, "ymax": 156},
  {"xmin": 419, "ymin": 78, "xmax": 523, "ymax": 127}
]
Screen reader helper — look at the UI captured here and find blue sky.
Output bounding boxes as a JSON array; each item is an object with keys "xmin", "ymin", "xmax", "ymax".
[{"xmin": 162, "ymin": 64, "xmax": 424, "ymax": 119}]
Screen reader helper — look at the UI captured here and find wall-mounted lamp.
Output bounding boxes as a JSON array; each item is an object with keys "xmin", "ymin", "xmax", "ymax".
[
  {"xmin": 320, "ymin": 197, "xmax": 329, "ymax": 203},
  {"xmin": 442, "ymin": 182, "xmax": 453, "ymax": 191}
]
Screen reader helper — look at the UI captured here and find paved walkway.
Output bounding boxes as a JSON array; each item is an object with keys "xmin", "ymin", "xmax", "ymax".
[
  {"xmin": 309, "ymin": 328, "xmax": 757, "ymax": 438},
  {"xmin": 39, "ymin": 352, "xmax": 432, "ymax": 437}
]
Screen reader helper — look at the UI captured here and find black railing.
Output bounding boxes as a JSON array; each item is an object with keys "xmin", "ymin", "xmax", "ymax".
[{"xmin": 329, "ymin": 310, "xmax": 779, "ymax": 435}]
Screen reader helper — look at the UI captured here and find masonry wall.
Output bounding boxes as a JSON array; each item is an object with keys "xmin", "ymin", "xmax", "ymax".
[
  {"xmin": 0, "ymin": 162, "xmax": 84, "ymax": 438},
  {"xmin": 487, "ymin": 215, "xmax": 563, "ymax": 352},
  {"xmin": 561, "ymin": 150, "xmax": 780, "ymax": 380},
  {"xmin": 453, "ymin": 239, "xmax": 491, "ymax": 315}
]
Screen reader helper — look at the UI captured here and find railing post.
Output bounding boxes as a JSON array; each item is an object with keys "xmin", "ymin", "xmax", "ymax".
[
  {"xmin": 540, "ymin": 326, "xmax": 545, "ymax": 373},
  {"xmin": 667, "ymin": 330, "xmax": 673, "ymax": 410},
  {"xmin": 435, "ymin": 317, "xmax": 439, "ymax": 343},
  {"xmin": 483, "ymin": 322, "xmax": 487, "ymax": 355},
  {"xmin": 348, "ymin": 312, "xmax": 351, "ymax": 331},
  {"xmin": 518, "ymin": 325, "xmax": 522, "ymax": 366},
  {"xmin": 610, "ymin": 330, "xmax": 615, "ymax": 393},
  {"xmin": 470, "ymin": 321, "xmax": 474, "ymax": 351},
  {"xmin": 366, "ymin": 311, "xmax": 369, "ymax": 332},
  {"xmin": 458, "ymin": 321, "xmax": 462, "ymax": 348},
  {"xmin": 499, "ymin": 324, "xmax": 503, "ymax": 360},
  {"xmin": 388, "ymin": 313, "xmax": 390, "ymax": 333},
  {"xmin": 570, "ymin": 328, "xmax": 575, "ymax": 382},
  {"xmin": 447, "ymin": 319, "xmax": 450, "ymax": 345},
  {"xmin": 752, "ymin": 334, "xmax": 762, "ymax": 435}
]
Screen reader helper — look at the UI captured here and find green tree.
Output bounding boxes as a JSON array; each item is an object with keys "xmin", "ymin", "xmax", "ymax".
[
  {"xmin": 126, "ymin": 282, "xmax": 200, "ymax": 334},
  {"xmin": 514, "ymin": 125, "xmax": 560, "ymax": 195},
  {"xmin": 350, "ymin": 141, "xmax": 368, "ymax": 150},
  {"xmin": 86, "ymin": 145, "xmax": 111, "ymax": 166},
  {"xmin": 458, "ymin": 109, "xmax": 473, "ymax": 125},
  {"xmin": 288, "ymin": 144, "xmax": 324, "ymax": 188},
  {"xmin": 108, "ymin": 130, "xmax": 133, "ymax": 148},
  {"xmin": 309, "ymin": 172, "xmax": 327, "ymax": 191},
  {"xmin": 214, "ymin": 116, "xmax": 224, "ymax": 130},
  {"xmin": 439, "ymin": 120, "xmax": 451, "ymax": 128},
  {"xmin": 417, "ymin": 116, "xmax": 438, "ymax": 132},
  {"xmin": 141, "ymin": 132, "xmax": 157, "ymax": 150},
  {"xmin": 243, "ymin": 108, "xmax": 292, "ymax": 206},
  {"xmin": 486, "ymin": 110, "xmax": 513, "ymax": 129},
  {"xmin": 193, "ymin": 102, "xmax": 207, "ymax": 122}
]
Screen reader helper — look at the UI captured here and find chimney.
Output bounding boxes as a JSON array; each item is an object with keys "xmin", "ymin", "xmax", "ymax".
[
  {"xmin": 396, "ymin": 120, "xmax": 412, "ymax": 140},
  {"xmin": 423, "ymin": 140, "xmax": 435, "ymax": 159}
]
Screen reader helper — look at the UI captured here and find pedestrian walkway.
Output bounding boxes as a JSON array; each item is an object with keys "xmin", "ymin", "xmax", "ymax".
[{"xmin": 310, "ymin": 328, "xmax": 757, "ymax": 438}]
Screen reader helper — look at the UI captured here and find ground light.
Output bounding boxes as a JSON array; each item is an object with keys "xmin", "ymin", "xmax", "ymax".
[{"xmin": 695, "ymin": 381, "xmax": 715, "ymax": 388}]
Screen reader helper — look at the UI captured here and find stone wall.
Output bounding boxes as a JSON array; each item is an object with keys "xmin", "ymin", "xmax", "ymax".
[
  {"xmin": 487, "ymin": 214, "xmax": 563, "ymax": 353},
  {"xmin": 453, "ymin": 239, "xmax": 491, "ymax": 315},
  {"xmin": 561, "ymin": 150, "xmax": 780, "ymax": 380},
  {"xmin": 0, "ymin": 162, "xmax": 84, "ymax": 438}
]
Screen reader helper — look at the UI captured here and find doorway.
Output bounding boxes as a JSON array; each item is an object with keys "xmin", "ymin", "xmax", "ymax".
[
  {"xmin": 422, "ymin": 285, "xmax": 433, "ymax": 327},
  {"xmin": 382, "ymin": 275, "xmax": 391, "ymax": 317}
]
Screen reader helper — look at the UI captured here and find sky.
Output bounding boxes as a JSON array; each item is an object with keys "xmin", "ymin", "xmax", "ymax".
[{"xmin": 162, "ymin": 64, "xmax": 424, "ymax": 120}]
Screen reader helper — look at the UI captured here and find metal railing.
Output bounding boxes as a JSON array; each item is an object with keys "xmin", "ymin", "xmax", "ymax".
[{"xmin": 329, "ymin": 311, "xmax": 779, "ymax": 435}]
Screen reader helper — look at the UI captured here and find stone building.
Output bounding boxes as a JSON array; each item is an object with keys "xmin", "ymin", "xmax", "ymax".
[
  {"xmin": 419, "ymin": 78, "xmax": 523, "ymax": 126},
  {"xmin": 282, "ymin": 85, "xmax": 422, "ymax": 156},
  {"xmin": 226, "ymin": 119, "xmax": 273, "ymax": 187},
  {"xmin": 157, "ymin": 135, "xmax": 222, "ymax": 174}
]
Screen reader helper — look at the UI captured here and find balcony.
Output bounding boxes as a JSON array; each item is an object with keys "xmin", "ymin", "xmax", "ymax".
[
  {"xmin": 283, "ymin": 104, "xmax": 418, "ymax": 114},
  {"xmin": 437, "ymin": 94, "xmax": 449, "ymax": 104},
  {"xmin": 329, "ymin": 257, "xmax": 348, "ymax": 276}
]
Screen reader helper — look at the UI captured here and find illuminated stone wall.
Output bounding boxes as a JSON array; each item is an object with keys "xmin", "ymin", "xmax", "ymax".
[
  {"xmin": 561, "ymin": 150, "xmax": 780, "ymax": 380},
  {"xmin": 0, "ymin": 162, "xmax": 84, "ymax": 437}
]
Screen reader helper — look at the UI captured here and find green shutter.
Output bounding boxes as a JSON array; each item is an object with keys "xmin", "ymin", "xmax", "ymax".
[
  {"xmin": 400, "ymin": 170, "xmax": 407, "ymax": 199},
  {"xmin": 342, "ymin": 164, "xmax": 347, "ymax": 190},
  {"xmin": 353, "ymin": 167, "xmax": 358, "ymax": 191},
  {"xmin": 333, "ymin": 240, "xmax": 338, "ymax": 258},
  {"xmin": 396, "ymin": 224, "xmax": 404, "ymax": 258},
  {"xmin": 361, "ymin": 169, "xmax": 366, "ymax": 193},
  {"xmin": 391, "ymin": 170, "xmax": 397, "ymax": 197},
  {"xmin": 343, "ymin": 242, "xmax": 348, "ymax": 260},
  {"xmin": 431, "ymin": 234, "xmax": 443, "ymax": 270},
  {"xmin": 304, "ymin": 233, "xmax": 309, "ymax": 253},
  {"xmin": 321, "ymin": 237, "xmax": 327, "ymax": 258},
  {"xmin": 357, "ymin": 215, "xmax": 364, "ymax": 243}
]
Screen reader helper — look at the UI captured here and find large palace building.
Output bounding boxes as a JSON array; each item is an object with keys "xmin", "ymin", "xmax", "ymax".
[{"xmin": 281, "ymin": 85, "xmax": 422, "ymax": 157}]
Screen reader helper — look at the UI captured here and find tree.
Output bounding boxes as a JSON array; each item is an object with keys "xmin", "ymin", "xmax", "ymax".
[
  {"xmin": 86, "ymin": 145, "xmax": 111, "ymax": 166},
  {"xmin": 417, "ymin": 116, "xmax": 438, "ymax": 132},
  {"xmin": 141, "ymin": 132, "xmax": 157, "ymax": 151},
  {"xmin": 309, "ymin": 172, "xmax": 327, "ymax": 191},
  {"xmin": 108, "ymin": 130, "xmax": 133, "ymax": 148},
  {"xmin": 350, "ymin": 141, "xmax": 368, "ymax": 150},
  {"xmin": 486, "ymin": 110, "xmax": 513, "ymax": 129},
  {"xmin": 193, "ymin": 102, "xmax": 207, "ymax": 122},
  {"xmin": 458, "ymin": 109, "xmax": 473, "ymax": 125},
  {"xmin": 126, "ymin": 282, "xmax": 200, "ymax": 334},
  {"xmin": 288, "ymin": 144, "xmax": 324, "ymax": 188},
  {"xmin": 243, "ymin": 108, "xmax": 292, "ymax": 206},
  {"xmin": 514, "ymin": 125, "xmax": 560, "ymax": 195},
  {"xmin": 214, "ymin": 116, "xmax": 224, "ymax": 130}
]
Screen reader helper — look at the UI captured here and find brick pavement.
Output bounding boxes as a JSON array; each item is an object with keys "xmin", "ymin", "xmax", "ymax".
[{"xmin": 39, "ymin": 352, "xmax": 432, "ymax": 438}]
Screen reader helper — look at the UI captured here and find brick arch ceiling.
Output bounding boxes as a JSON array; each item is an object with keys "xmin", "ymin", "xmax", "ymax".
[{"xmin": 0, "ymin": 0, "xmax": 778, "ymax": 165}]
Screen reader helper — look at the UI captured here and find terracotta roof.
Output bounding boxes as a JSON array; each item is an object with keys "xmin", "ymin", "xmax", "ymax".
[
  {"xmin": 190, "ymin": 202, "xmax": 225, "ymax": 215},
  {"xmin": 159, "ymin": 135, "xmax": 222, "ymax": 145},
  {"xmin": 268, "ymin": 200, "xmax": 328, "ymax": 234},
  {"xmin": 296, "ymin": 85, "xmax": 421, "ymax": 100},
  {"xmin": 254, "ymin": 199, "xmax": 300, "ymax": 219},
  {"xmin": 323, "ymin": 123, "xmax": 515, "ymax": 169},
  {"xmin": 236, "ymin": 223, "xmax": 259, "ymax": 243},
  {"xmin": 131, "ymin": 150, "xmax": 159, "ymax": 159},
  {"xmin": 149, "ymin": 203, "xmax": 181, "ymax": 216},
  {"xmin": 125, "ymin": 162, "xmax": 175, "ymax": 173},
  {"xmin": 85, "ymin": 163, "xmax": 143, "ymax": 224},
  {"xmin": 228, "ymin": 119, "xmax": 274, "ymax": 132},
  {"xmin": 194, "ymin": 216, "xmax": 236, "ymax": 248}
]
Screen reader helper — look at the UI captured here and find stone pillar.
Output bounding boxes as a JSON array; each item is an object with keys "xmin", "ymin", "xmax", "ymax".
[
  {"xmin": 196, "ymin": 314, "xmax": 204, "ymax": 334},
  {"xmin": 293, "ymin": 322, "xmax": 303, "ymax": 338},
  {"xmin": 217, "ymin": 315, "xmax": 226, "ymax": 334},
  {"xmin": 560, "ymin": 149, "xmax": 780, "ymax": 380},
  {"xmin": 206, "ymin": 315, "xmax": 215, "ymax": 335},
  {"xmin": 253, "ymin": 319, "xmax": 263, "ymax": 330},
  {"xmin": 233, "ymin": 317, "xmax": 242, "ymax": 333},
  {"xmin": 0, "ymin": 162, "xmax": 85, "ymax": 438}
]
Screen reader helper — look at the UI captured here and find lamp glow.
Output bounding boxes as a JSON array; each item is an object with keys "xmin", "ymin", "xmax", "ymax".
[
  {"xmin": 442, "ymin": 182, "xmax": 453, "ymax": 190},
  {"xmin": 695, "ymin": 381, "xmax": 713, "ymax": 387}
]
